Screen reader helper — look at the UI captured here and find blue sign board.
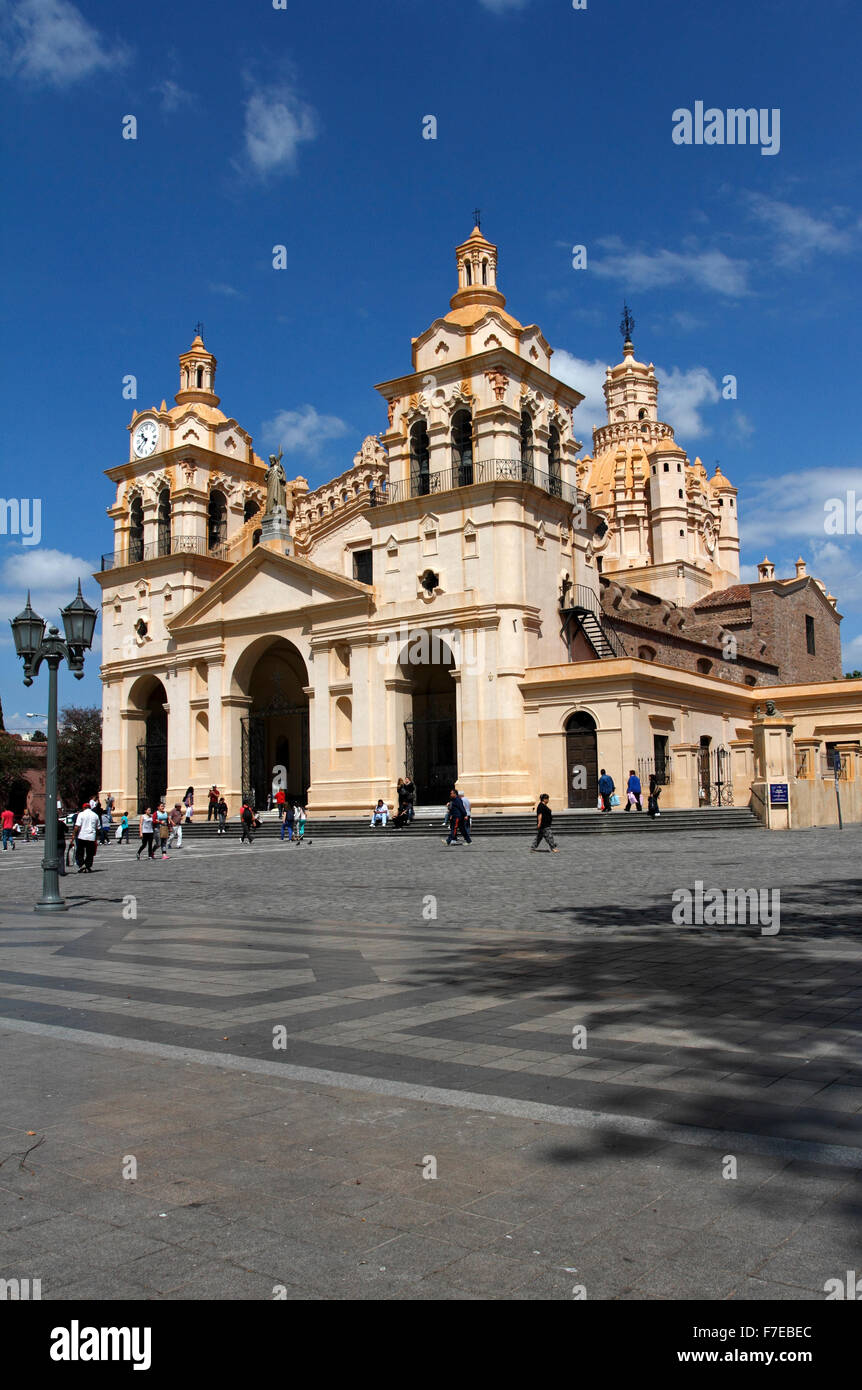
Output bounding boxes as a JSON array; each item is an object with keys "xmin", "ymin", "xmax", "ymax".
[{"xmin": 769, "ymin": 783, "xmax": 789, "ymax": 806}]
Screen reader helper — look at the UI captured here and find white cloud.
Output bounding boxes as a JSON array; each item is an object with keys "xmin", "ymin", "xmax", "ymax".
[
  {"xmin": 260, "ymin": 406, "xmax": 350, "ymax": 458},
  {"xmin": 240, "ymin": 84, "xmax": 318, "ymax": 177},
  {"xmin": 550, "ymin": 351, "xmax": 608, "ymax": 449},
  {"xmin": 739, "ymin": 468, "xmax": 862, "ymax": 551},
  {"xmin": 208, "ymin": 282, "xmax": 243, "ymax": 299},
  {"xmin": 553, "ymin": 352, "xmax": 722, "ymax": 446},
  {"xmin": 592, "ymin": 245, "xmax": 750, "ymax": 297},
  {"xmin": 1, "ymin": 0, "xmax": 129, "ymax": 85},
  {"xmin": 655, "ymin": 365, "xmax": 720, "ymax": 438},
  {"xmin": 155, "ymin": 78, "xmax": 191, "ymax": 114},
  {"xmin": 746, "ymin": 194, "xmax": 854, "ymax": 267},
  {"xmin": 0, "ymin": 547, "xmax": 99, "ymax": 634},
  {"xmin": 479, "ymin": 0, "xmax": 529, "ymax": 10}
]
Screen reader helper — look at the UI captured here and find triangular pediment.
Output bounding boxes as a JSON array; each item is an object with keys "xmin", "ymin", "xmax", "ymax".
[{"xmin": 168, "ymin": 545, "xmax": 372, "ymax": 633}]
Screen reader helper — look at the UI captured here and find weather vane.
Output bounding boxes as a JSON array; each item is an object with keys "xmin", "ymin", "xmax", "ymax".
[
  {"xmin": 473, "ymin": 207, "xmax": 481, "ymax": 230},
  {"xmin": 194, "ymin": 320, "xmax": 205, "ymax": 339},
  {"xmin": 620, "ymin": 304, "xmax": 635, "ymax": 344}
]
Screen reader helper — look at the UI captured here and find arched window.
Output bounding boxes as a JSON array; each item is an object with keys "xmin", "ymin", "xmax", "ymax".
[
  {"xmin": 196, "ymin": 367, "xmax": 203, "ymax": 388},
  {"xmin": 548, "ymin": 424, "xmax": 561, "ymax": 497},
  {"xmin": 520, "ymin": 411, "xmax": 534, "ymax": 482},
  {"xmin": 638, "ymin": 408, "xmax": 647, "ymax": 420},
  {"xmin": 451, "ymin": 409, "xmax": 473, "ymax": 486},
  {"xmin": 410, "ymin": 420, "xmax": 430, "ymax": 496},
  {"xmin": 252, "ymin": 529, "xmax": 262, "ymax": 548},
  {"xmin": 482, "ymin": 259, "xmax": 488, "ymax": 285},
  {"xmin": 244, "ymin": 498, "xmax": 259, "ymax": 524},
  {"xmin": 157, "ymin": 488, "xmax": 171, "ymax": 557},
  {"xmin": 208, "ymin": 490, "xmax": 227, "ymax": 551},
  {"xmin": 638, "ymin": 645, "xmax": 656, "ymax": 662},
  {"xmin": 129, "ymin": 496, "xmax": 144, "ymax": 565},
  {"xmin": 697, "ymin": 658, "xmax": 712, "ymax": 675},
  {"xmin": 465, "ymin": 260, "xmax": 472, "ymax": 286}
]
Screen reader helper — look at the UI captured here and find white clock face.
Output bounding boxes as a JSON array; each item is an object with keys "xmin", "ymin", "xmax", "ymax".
[{"xmin": 133, "ymin": 421, "xmax": 158, "ymax": 458}]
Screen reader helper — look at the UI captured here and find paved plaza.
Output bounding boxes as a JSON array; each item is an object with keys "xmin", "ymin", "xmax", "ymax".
[{"xmin": 0, "ymin": 825, "xmax": 860, "ymax": 1300}]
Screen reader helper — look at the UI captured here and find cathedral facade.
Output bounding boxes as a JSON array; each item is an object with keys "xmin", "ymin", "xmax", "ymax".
[{"xmin": 96, "ymin": 228, "xmax": 862, "ymax": 822}]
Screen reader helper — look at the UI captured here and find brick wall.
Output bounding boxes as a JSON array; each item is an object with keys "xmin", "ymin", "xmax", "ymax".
[{"xmin": 748, "ymin": 583, "xmax": 842, "ymax": 683}]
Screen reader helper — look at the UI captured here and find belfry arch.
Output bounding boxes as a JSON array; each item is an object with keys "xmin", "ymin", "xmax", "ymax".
[{"xmin": 235, "ymin": 638, "xmax": 310, "ymax": 809}]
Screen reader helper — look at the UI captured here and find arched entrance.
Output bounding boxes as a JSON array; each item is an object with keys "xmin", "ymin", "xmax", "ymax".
[
  {"xmin": 131, "ymin": 676, "xmax": 168, "ymax": 813},
  {"xmin": 401, "ymin": 633, "xmax": 457, "ymax": 805},
  {"xmin": 240, "ymin": 640, "xmax": 309, "ymax": 809},
  {"xmin": 565, "ymin": 711, "xmax": 598, "ymax": 809}
]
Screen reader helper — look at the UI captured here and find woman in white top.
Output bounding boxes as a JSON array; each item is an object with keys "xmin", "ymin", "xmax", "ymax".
[{"xmin": 136, "ymin": 808, "xmax": 155, "ymax": 860}]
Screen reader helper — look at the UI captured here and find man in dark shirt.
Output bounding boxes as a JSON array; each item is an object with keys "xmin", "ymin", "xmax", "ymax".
[{"xmin": 532, "ymin": 794, "xmax": 559, "ymax": 852}]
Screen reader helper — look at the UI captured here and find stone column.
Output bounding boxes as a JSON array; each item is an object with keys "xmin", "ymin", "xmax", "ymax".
[
  {"xmin": 729, "ymin": 738, "xmax": 754, "ymax": 803},
  {"xmin": 670, "ymin": 743, "xmax": 700, "ymax": 809},
  {"xmin": 751, "ymin": 714, "xmax": 796, "ymax": 829}
]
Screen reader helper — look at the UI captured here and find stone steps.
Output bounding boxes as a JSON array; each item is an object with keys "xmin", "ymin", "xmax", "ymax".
[{"xmin": 178, "ymin": 807, "xmax": 760, "ymax": 839}]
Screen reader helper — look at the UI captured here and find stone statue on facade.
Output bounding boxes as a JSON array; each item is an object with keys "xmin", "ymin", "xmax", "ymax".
[
  {"xmin": 261, "ymin": 446, "xmax": 292, "ymax": 551},
  {"xmin": 266, "ymin": 447, "xmax": 287, "ymax": 518}
]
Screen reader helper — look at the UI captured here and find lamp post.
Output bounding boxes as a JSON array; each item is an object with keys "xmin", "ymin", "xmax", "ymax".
[{"xmin": 9, "ymin": 582, "xmax": 98, "ymax": 913}]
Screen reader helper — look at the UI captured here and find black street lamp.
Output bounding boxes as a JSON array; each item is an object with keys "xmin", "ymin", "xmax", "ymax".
[{"xmin": 10, "ymin": 582, "xmax": 98, "ymax": 913}]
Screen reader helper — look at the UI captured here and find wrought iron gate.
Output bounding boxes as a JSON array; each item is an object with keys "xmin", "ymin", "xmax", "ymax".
[
  {"xmin": 136, "ymin": 726, "xmax": 167, "ymax": 813},
  {"xmin": 404, "ymin": 717, "xmax": 457, "ymax": 805},
  {"xmin": 241, "ymin": 697, "xmax": 309, "ymax": 810},
  {"xmin": 697, "ymin": 745, "xmax": 733, "ymax": 806}
]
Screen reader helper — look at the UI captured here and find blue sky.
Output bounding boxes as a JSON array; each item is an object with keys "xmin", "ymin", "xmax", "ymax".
[{"xmin": 1, "ymin": 0, "xmax": 861, "ymax": 728}]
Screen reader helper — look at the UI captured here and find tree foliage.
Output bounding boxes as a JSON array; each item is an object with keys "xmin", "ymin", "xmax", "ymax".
[
  {"xmin": 0, "ymin": 735, "xmax": 31, "ymax": 807},
  {"xmin": 57, "ymin": 706, "xmax": 102, "ymax": 810}
]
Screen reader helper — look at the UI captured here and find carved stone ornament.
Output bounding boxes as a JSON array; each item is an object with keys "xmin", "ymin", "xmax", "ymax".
[{"xmin": 486, "ymin": 369, "xmax": 509, "ymax": 403}]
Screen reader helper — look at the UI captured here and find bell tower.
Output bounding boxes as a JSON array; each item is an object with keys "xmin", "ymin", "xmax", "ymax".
[
  {"xmin": 450, "ymin": 224, "xmax": 507, "ymax": 312},
  {"xmin": 175, "ymin": 331, "xmax": 220, "ymax": 408}
]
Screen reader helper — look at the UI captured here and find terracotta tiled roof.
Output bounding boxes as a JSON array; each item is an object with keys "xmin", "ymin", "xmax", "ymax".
[{"xmin": 692, "ymin": 585, "xmax": 751, "ymax": 609}]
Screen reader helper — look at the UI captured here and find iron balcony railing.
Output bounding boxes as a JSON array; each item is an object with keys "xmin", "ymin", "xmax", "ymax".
[
  {"xmin": 638, "ymin": 756, "xmax": 673, "ymax": 786},
  {"xmin": 100, "ymin": 535, "xmax": 228, "ymax": 571},
  {"xmin": 380, "ymin": 459, "xmax": 586, "ymax": 508}
]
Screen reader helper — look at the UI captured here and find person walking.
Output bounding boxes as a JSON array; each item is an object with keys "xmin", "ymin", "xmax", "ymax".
[
  {"xmin": 276, "ymin": 786, "xmax": 286, "ymax": 824},
  {"xmin": 240, "ymin": 800, "xmax": 255, "ymax": 844},
  {"xmin": 154, "ymin": 803, "xmax": 170, "ymax": 858},
  {"xmin": 1, "ymin": 806, "xmax": 15, "ymax": 851},
  {"xmin": 183, "ymin": 787, "xmax": 194, "ymax": 823},
  {"xmin": 217, "ymin": 796, "xmax": 228, "ymax": 834},
  {"xmin": 459, "ymin": 790, "xmax": 472, "ymax": 838},
  {"xmin": 115, "ymin": 811, "xmax": 130, "ymax": 845},
  {"xmin": 72, "ymin": 801, "xmax": 100, "ymax": 872},
  {"xmin": 625, "ymin": 770, "xmax": 642, "ymax": 812},
  {"xmin": 598, "ymin": 768, "xmax": 615, "ymax": 813},
  {"xmin": 100, "ymin": 807, "xmax": 113, "ymax": 844},
  {"xmin": 166, "ymin": 803, "xmax": 184, "ymax": 851},
  {"xmin": 402, "ymin": 777, "xmax": 415, "ymax": 823},
  {"xmin": 56, "ymin": 812, "xmax": 67, "ymax": 876},
  {"xmin": 281, "ymin": 799, "xmax": 295, "ymax": 842},
  {"xmin": 296, "ymin": 802, "xmax": 307, "ymax": 843},
  {"xmin": 207, "ymin": 786, "xmax": 219, "ymax": 821},
  {"xmin": 136, "ymin": 807, "xmax": 156, "ymax": 860},
  {"xmin": 445, "ymin": 790, "xmax": 472, "ymax": 845},
  {"xmin": 532, "ymin": 793, "xmax": 559, "ymax": 852},
  {"xmin": 648, "ymin": 774, "xmax": 662, "ymax": 818}
]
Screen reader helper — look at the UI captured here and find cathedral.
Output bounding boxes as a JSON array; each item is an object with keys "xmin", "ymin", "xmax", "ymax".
[{"xmin": 97, "ymin": 227, "xmax": 861, "ymax": 824}]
